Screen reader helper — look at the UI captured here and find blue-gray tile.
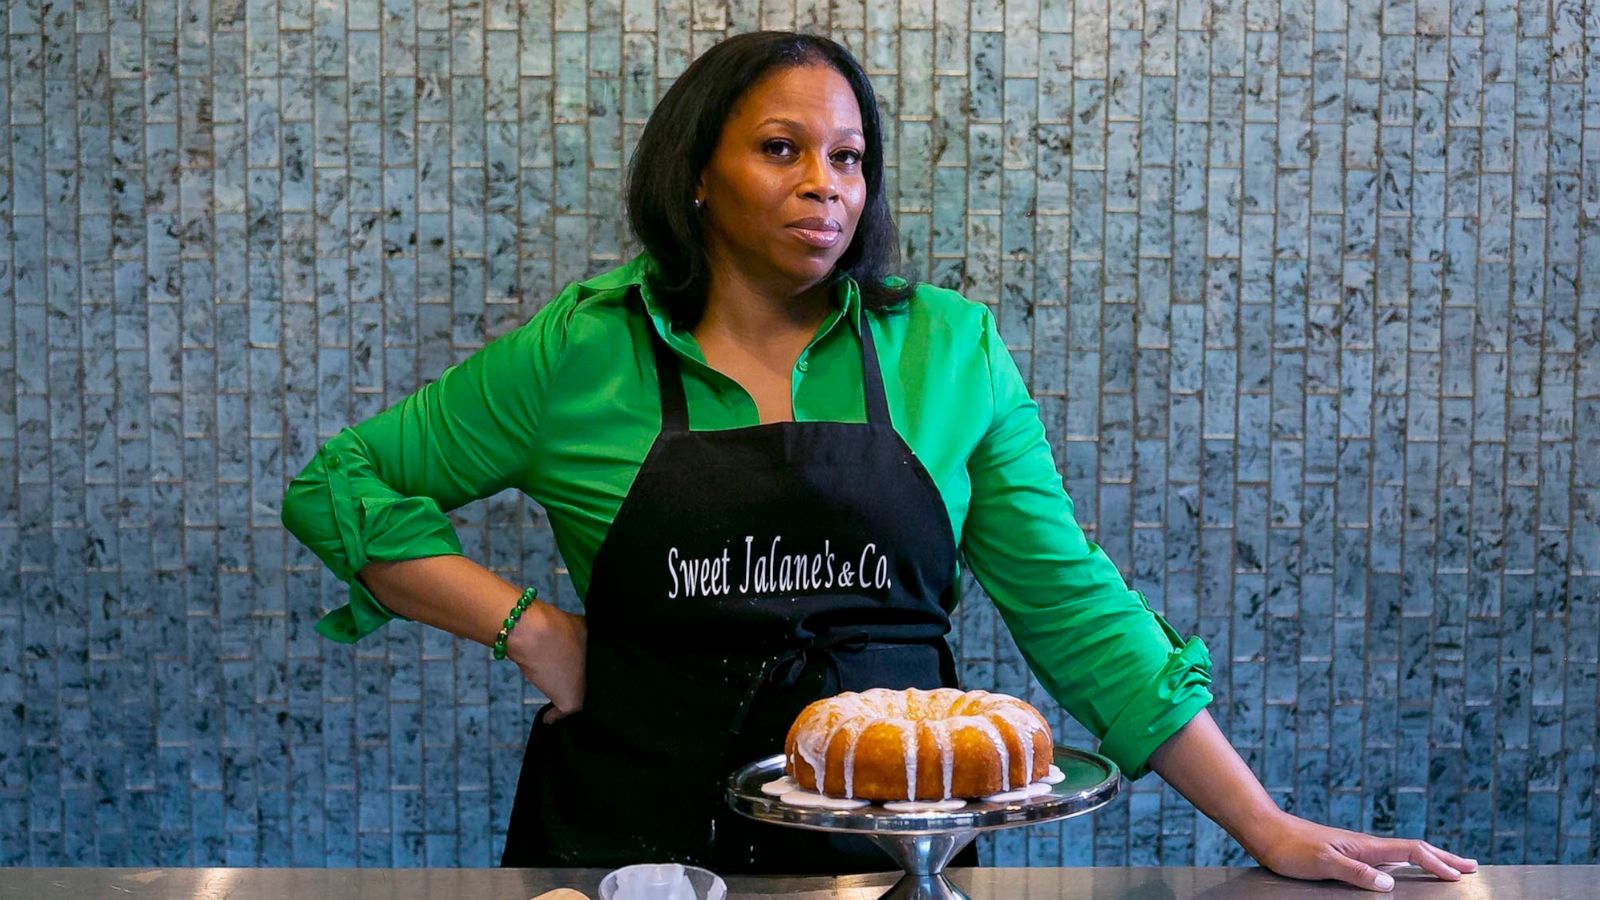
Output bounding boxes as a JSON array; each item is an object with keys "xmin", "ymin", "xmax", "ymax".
[{"xmin": 2, "ymin": 0, "xmax": 1594, "ymax": 869}]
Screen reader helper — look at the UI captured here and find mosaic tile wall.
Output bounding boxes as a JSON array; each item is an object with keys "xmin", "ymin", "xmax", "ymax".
[{"xmin": 2, "ymin": 0, "xmax": 1597, "ymax": 871}]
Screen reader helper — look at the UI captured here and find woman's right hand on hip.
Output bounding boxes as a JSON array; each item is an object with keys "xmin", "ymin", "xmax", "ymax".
[{"xmin": 506, "ymin": 600, "xmax": 587, "ymax": 722}]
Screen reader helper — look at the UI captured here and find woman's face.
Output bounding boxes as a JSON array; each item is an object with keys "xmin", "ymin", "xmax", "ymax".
[{"xmin": 695, "ymin": 63, "xmax": 868, "ymax": 295}]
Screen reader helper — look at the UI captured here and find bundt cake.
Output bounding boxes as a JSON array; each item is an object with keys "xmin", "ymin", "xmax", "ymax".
[{"xmin": 783, "ymin": 687, "xmax": 1054, "ymax": 801}]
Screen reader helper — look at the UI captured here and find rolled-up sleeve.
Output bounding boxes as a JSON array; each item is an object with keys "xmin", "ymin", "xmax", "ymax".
[
  {"xmin": 282, "ymin": 289, "xmax": 573, "ymax": 643},
  {"xmin": 958, "ymin": 307, "xmax": 1212, "ymax": 780}
]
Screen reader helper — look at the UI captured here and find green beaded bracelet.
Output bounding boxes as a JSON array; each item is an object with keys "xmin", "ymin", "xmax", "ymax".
[{"xmin": 491, "ymin": 586, "xmax": 539, "ymax": 661}]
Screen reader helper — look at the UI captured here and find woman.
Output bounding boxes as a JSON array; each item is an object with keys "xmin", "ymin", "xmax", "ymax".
[{"xmin": 283, "ymin": 31, "xmax": 1474, "ymax": 891}]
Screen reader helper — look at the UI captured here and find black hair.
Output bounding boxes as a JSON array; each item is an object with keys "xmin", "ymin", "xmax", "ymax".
[{"xmin": 625, "ymin": 31, "xmax": 912, "ymax": 326}]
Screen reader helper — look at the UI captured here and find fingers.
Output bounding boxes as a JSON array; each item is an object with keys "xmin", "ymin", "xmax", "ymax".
[
  {"xmin": 1323, "ymin": 853, "xmax": 1396, "ymax": 893},
  {"xmin": 1408, "ymin": 843, "xmax": 1462, "ymax": 881},
  {"xmin": 1362, "ymin": 838, "xmax": 1468, "ymax": 882},
  {"xmin": 1429, "ymin": 843, "xmax": 1480, "ymax": 873}
]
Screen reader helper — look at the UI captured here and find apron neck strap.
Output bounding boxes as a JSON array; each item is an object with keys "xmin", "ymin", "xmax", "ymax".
[
  {"xmin": 856, "ymin": 312, "xmax": 892, "ymax": 427},
  {"xmin": 648, "ymin": 316, "xmax": 693, "ymax": 433},
  {"xmin": 644, "ymin": 291, "xmax": 893, "ymax": 433}
]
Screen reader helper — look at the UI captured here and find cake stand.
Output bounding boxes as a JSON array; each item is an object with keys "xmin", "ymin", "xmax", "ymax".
[{"xmin": 725, "ymin": 746, "xmax": 1120, "ymax": 900}]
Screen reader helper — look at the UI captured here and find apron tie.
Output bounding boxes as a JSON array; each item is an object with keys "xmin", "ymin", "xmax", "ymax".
[
  {"xmin": 771, "ymin": 630, "xmax": 871, "ymax": 688},
  {"xmin": 727, "ymin": 630, "xmax": 872, "ymax": 744}
]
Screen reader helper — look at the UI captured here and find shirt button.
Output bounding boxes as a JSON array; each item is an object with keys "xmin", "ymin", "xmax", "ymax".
[{"xmin": 797, "ymin": 359, "xmax": 810, "ymax": 373}]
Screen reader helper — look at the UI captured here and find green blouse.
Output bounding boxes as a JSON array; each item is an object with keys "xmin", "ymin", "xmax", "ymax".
[{"xmin": 281, "ymin": 253, "xmax": 1212, "ymax": 779}]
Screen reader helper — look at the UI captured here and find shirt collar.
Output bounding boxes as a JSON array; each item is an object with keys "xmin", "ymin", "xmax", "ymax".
[{"xmin": 624, "ymin": 252, "xmax": 863, "ymax": 361}]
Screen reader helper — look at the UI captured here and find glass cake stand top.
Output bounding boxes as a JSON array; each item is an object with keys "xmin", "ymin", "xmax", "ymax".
[{"xmin": 725, "ymin": 746, "xmax": 1120, "ymax": 900}]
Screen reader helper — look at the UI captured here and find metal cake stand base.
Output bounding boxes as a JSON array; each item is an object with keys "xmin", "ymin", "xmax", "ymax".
[
  {"xmin": 869, "ymin": 831, "xmax": 978, "ymax": 899},
  {"xmin": 726, "ymin": 747, "xmax": 1121, "ymax": 900}
]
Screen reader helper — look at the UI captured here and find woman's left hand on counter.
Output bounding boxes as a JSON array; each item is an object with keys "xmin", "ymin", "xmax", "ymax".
[
  {"xmin": 1149, "ymin": 710, "xmax": 1478, "ymax": 893},
  {"xmin": 1246, "ymin": 811, "xmax": 1478, "ymax": 892}
]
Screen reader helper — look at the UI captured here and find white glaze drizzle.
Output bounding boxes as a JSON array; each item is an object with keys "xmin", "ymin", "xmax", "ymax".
[
  {"xmin": 761, "ymin": 776, "xmax": 797, "ymax": 797},
  {"xmin": 963, "ymin": 717, "xmax": 1011, "ymax": 791},
  {"xmin": 1041, "ymin": 764, "xmax": 1065, "ymax": 785},
  {"xmin": 793, "ymin": 693, "xmax": 874, "ymax": 789},
  {"xmin": 882, "ymin": 799, "xmax": 968, "ymax": 813},
  {"xmin": 980, "ymin": 782, "xmax": 1053, "ymax": 803},
  {"xmin": 793, "ymin": 725, "xmax": 825, "ymax": 788},
  {"xmin": 899, "ymin": 713, "xmax": 918, "ymax": 800},
  {"xmin": 780, "ymin": 789, "xmax": 869, "ymax": 809},
  {"xmin": 839, "ymin": 719, "xmax": 864, "ymax": 798},
  {"xmin": 922, "ymin": 717, "xmax": 956, "ymax": 799},
  {"xmin": 986, "ymin": 704, "xmax": 1044, "ymax": 782}
]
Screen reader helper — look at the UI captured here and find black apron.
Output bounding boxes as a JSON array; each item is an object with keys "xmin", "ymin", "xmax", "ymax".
[{"xmin": 501, "ymin": 295, "xmax": 979, "ymax": 874}]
